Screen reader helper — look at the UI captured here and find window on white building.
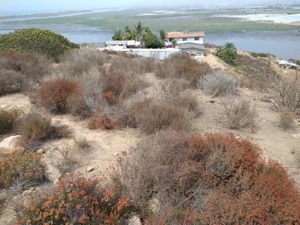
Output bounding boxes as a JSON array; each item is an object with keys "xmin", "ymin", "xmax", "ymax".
[
  {"xmin": 183, "ymin": 38, "xmax": 187, "ymax": 41},
  {"xmin": 195, "ymin": 37, "xmax": 200, "ymax": 40}
]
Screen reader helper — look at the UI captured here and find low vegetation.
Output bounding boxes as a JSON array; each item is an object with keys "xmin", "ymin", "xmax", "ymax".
[
  {"xmin": 16, "ymin": 175, "xmax": 135, "ymax": 225},
  {"xmin": 224, "ymin": 98, "xmax": 257, "ymax": 130},
  {"xmin": 0, "ymin": 109, "xmax": 18, "ymax": 135},
  {"xmin": 128, "ymin": 99, "xmax": 191, "ymax": 134},
  {"xmin": 0, "ymin": 28, "xmax": 78, "ymax": 58},
  {"xmin": 0, "ymin": 152, "xmax": 45, "ymax": 188},
  {"xmin": 0, "ymin": 51, "xmax": 51, "ymax": 95},
  {"xmin": 276, "ymin": 78, "xmax": 300, "ymax": 112},
  {"xmin": 216, "ymin": 43, "xmax": 239, "ymax": 66},
  {"xmin": 155, "ymin": 54, "xmax": 212, "ymax": 87},
  {"xmin": 279, "ymin": 108, "xmax": 295, "ymax": 130},
  {"xmin": 117, "ymin": 132, "xmax": 300, "ymax": 224},
  {"xmin": 37, "ymin": 78, "xmax": 82, "ymax": 113},
  {"xmin": 200, "ymin": 71, "xmax": 237, "ymax": 97}
]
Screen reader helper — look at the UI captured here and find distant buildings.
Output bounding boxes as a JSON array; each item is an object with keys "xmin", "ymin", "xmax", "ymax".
[
  {"xmin": 102, "ymin": 31, "xmax": 206, "ymax": 59},
  {"xmin": 166, "ymin": 32, "xmax": 205, "ymax": 55}
]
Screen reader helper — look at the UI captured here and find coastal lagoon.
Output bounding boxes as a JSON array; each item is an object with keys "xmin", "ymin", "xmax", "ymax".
[{"xmin": 1, "ymin": 8, "xmax": 300, "ymax": 60}]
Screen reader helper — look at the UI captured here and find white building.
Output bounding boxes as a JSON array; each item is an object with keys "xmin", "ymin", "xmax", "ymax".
[{"xmin": 166, "ymin": 32, "xmax": 205, "ymax": 55}]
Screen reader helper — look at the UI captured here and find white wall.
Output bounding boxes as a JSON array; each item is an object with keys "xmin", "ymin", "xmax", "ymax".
[{"xmin": 176, "ymin": 37, "xmax": 204, "ymax": 45}]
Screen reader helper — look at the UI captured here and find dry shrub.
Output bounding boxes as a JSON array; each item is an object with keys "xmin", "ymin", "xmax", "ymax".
[
  {"xmin": 0, "ymin": 152, "xmax": 45, "ymax": 188},
  {"xmin": 16, "ymin": 112, "xmax": 51, "ymax": 143},
  {"xmin": 37, "ymin": 78, "xmax": 82, "ymax": 113},
  {"xmin": 160, "ymin": 79, "xmax": 190, "ymax": 99},
  {"xmin": 238, "ymin": 54, "xmax": 280, "ymax": 91},
  {"xmin": 74, "ymin": 137, "xmax": 90, "ymax": 150},
  {"xmin": 117, "ymin": 132, "xmax": 300, "ymax": 224},
  {"xmin": 0, "ymin": 50, "xmax": 50, "ymax": 84},
  {"xmin": 0, "ymin": 69, "xmax": 24, "ymax": 95},
  {"xmin": 101, "ymin": 67, "xmax": 125, "ymax": 105},
  {"xmin": 121, "ymin": 72, "xmax": 148, "ymax": 99},
  {"xmin": 279, "ymin": 108, "xmax": 295, "ymax": 130},
  {"xmin": 73, "ymin": 68, "xmax": 103, "ymax": 115},
  {"xmin": 155, "ymin": 54, "xmax": 212, "ymax": 87},
  {"xmin": 225, "ymin": 98, "xmax": 257, "ymax": 130},
  {"xmin": 0, "ymin": 109, "xmax": 18, "ymax": 135},
  {"xmin": 16, "ymin": 112, "xmax": 70, "ymax": 147},
  {"xmin": 276, "ymin": 78, "xmax": 300, "ymax": 112},
  {"xmin": 128, "ymin": 99, "xmax": 191, "ymax": 134},
  {"xmin": 16, "ymin": 175, "xmax": 135, "ymax": 225},
  {"xmin": 177, "ymin": 95, "xmax": 202, "ymax": 117},
  {"xmin": 60, "ymin": 48, "xmax": 109, "ymax": 77},
  {"xmin": 58, "ymin": 147, "xmax": 77, "ymax": 174},
  {"xmin": 201, "ymin": 71, "xmax": 237, "ymax": 97},
  {"xmin": 87, "ymin": 114, "xmax": 117, "ymax": 130}
]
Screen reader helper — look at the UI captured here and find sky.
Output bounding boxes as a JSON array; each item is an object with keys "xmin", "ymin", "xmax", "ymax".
[{"xmin": 1, "ymin": 0, "xmax": 300, "ymax": 14}]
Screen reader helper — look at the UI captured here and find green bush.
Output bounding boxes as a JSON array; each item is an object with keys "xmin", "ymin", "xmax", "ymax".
[
  {"xmin": 216, "ymin": 43, "xmax": 239, "ymax": 66},
  {"xmin": 0, "ymin": 28, "xmax": 79, "ymax": 58},
  {"xmin": 142, "ymin": 31, "xmax": 164, "ymax": 49}
]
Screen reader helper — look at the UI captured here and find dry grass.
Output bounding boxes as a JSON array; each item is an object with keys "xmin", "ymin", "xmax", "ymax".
[
  {"xmin": 238, "ymin": 54, "xmax": 280, "ymax": 91},
  {"xmin": 0, "ymin": 69, "xmax": 25, "ymax": 95},
  {"xmin": 155, "ymin": 54, "xmax": 212, "ymax": 87},
  {"xmin": 0, "ymin": 109, "xmax": 18, "ymax": 135},
  {"xmin": 201, "ymin": 71, "xmax": 237, "ymax": 97},
  {"xmin": 128, "ymin": 99, "xmax": 191, "ymax": 134},
  {"xmin": 60, "ymin": 48, "xmax": 109, "ymax": 77},
  {"xmin": 224, "ymin": 98, "xmax": 257, "ymax": 130},
  {"xmin": 0, "ymin": 51, "xmax": 50, "ymax": 88},
  {"xmin": 279, "ymin": 108, "xmax": 295, "ymax": 130},
  {"xmin": 276, "ymin": 78, "xmax": 300, "ymax": 112}
]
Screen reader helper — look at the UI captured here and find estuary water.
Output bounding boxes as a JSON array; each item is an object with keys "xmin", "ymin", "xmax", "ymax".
[{"xmin": 1, "ymin": 12, "xmax": 300, "ymax": 60}]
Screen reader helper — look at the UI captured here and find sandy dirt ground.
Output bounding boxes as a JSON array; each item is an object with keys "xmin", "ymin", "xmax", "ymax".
[{"xmin": 0, "ymin": 55, "xmax": 299, "ymax": 186}]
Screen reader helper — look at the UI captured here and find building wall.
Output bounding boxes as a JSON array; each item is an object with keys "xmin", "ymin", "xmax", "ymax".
[{"xmin": 175, "ymin": 37, "xmax": 204, "ymax": 45}]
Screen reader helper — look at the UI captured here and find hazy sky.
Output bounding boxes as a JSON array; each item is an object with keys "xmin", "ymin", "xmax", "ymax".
[{"xmin": 1, "ymin": 0, "xmax": 300, "ymax": 12}]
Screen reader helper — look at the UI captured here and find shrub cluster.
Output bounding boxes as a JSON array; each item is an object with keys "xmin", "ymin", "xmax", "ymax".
[
  {"xmin": 279, "ymin": 108, "xmax": 295, "ymax": 130},
  {"xmin": 276, "ymin": 78, "xmax": 300, "ymax": 112},
  {"xmin": 0, "ymin": 28, "xmax": 78, "ymax": 58},
  {"xmin": 224, "ymin": 98, "xmax": 257, "ymax": 130},
  {"xmin": 0, "ymin": 51, "xmax": 50, "ymax": 95},
  {"xmin": 155, "ymin": 54, "xmax": 212, "ymax": 87},
  {"xmin": 127, "ymin": 99, "xmax": 191, "ymax": 134},
  {"xmin": 37, "ymin": 78, "xmax": 82, "ymax": 113},
  {"xmin": 16, "ymin": 112, "xmax": 71, "ymax": 149},
  {"xmin": 16, "ymin": 175, "xmax": 135, "ymax": 225},
  {"xmin": 0, "ymin": 152, "xmax": 45, "ymax": 188},
  {"xmin": 117, "ymin": 132, "xmax": 300, "ymax": 224},
  {"xmin": 200, "ymin": 71, "xmax": 237, "ymax": 97},
  {"xmin": 216, "ymin": 43, "xmax": 239, "ymax": 66}
]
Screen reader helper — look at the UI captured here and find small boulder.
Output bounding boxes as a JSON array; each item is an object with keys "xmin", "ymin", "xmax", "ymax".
[
  {"xmin": 86, "ymin": 166, "xmax": 95, "ymax": 172},
  {"xmin": 0, "ymin": 135, "xmax": 24, "ymax": 149},
  {"xmin": 128, "ymin": 215, "xmax": 142, "ymax": 225},
  {"xmin": 42, "ymin": 160, "xmax": 62, "ymax": 183},
  {"xmin": 37, "ymin": 149, "xmax": 45, "ymax": 154},
  {"xmin": 149, "ymin": 198, "xmax": 161, "ymax": 214}
]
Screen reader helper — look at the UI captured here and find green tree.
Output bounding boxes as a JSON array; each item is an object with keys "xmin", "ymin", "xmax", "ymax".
[
  {"xmin": 112, "ymin": 30, "xmax": 122, "ymax": 40},
  {"xmin": 135, "ymin": 21, "xmax": 144, "ymax": 41},
  {"xmin": 159, "ymin": 30, "xmax": 166, "ymax": 41},
  {"xmin": 216, "ymin": 43, "xmax": 239, "ymax": 66},
  {"xmin": 142, "ymin": 31, "xmax": 164, "ymax": 49}
]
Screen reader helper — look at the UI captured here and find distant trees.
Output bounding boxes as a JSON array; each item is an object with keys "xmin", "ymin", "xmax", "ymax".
[{"xmin": 112, "ymin": 22, "xmax": 164, "ymax": 48}]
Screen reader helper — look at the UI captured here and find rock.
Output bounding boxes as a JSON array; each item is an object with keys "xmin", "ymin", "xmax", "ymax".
[
  {"xmin": 37, "ymin": 149, "xmax": 45, "ymax": 154},
  {"xmin": 42, "ymin": 162, "xmax": 62, "ymax": 183},
  {"xmin": 0, "ymin": 189, "xmax": 14, "ymax": 204},
  {"xmin": 0, "ymin": 135, "xmax": 24, "ymax": 149},
  {"xmin": 149, "ymin": 198, "xmax": 161, "ymax": 214},
  {"xmin": 0, "ymin": 207, "xmax": 16, "ymax": 225},
  {"xmin": 128, "ymin": 215, "xmax": 142, "ymax": 225},
  {"xmin": 0, "ymin": 135, "xmax": 25, "ymax": 157},
  {"xmin": 86, "ymin": 166, "xmax": 95, "ymax": 172}
]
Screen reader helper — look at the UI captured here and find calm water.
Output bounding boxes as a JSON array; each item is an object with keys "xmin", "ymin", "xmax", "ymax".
[{"xmin": 1, "ymin": 23, "xmax": 300, "ymax": 60}]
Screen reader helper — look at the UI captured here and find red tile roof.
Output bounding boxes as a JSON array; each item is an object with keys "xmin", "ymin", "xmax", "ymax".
[{"xmin": 166, "ymin": 32, "xmax": 205, "ymax": 39}]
